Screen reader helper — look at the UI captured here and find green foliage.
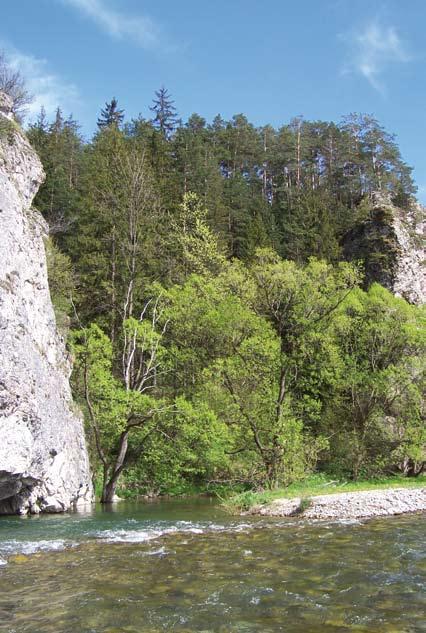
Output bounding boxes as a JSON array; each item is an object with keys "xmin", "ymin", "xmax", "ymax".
[
  {"xmin": 168, "ymin": 192, "xmax": 225, "ymax": 282},
  {"xmin": 324, "ymin": 285, "xmax": 425, "ymax": 478},
  {"xmin": 277, "ymin": 189, "xmax": 343, "ymax": 263},
  {"xmin": 27, "ymin": 109, "xmax": 83, "ymax": 244},
  {"xmin": 45, "ymin": 237, "xmax": 75, "ymax": 335},
  {"xmin": 150, "ymin": 86, "xmax": 178, "ymax": 139},
  {"xmin": 97, "ymin": 97, "xmax": 124, "ymax": 129},
  {"xmin": 71, "ymin": 323, "xmax": 130, "ymax": 444},
  {"xmin": 70, "ymin": 319, "xmax": 167, "ymax": 501},
  {"xmin": 162, "ymin": 254, "xmax": 357, "ymax": 488},
  {"xmin": 342, "ymin": 204, "xmax": 402, "ymax": 289},
  {"xmin": 221, "ymin": 490, "xmax": 272, "ymax": 513},
  {"xmin": 70, "ymin": 239, "xmax": 424, "ymax": 495},
  {"xmin": 26, "ymin": 102, "xmax": 424, "ymax": 499},
  {"xmin": 0, "ymin": 116, "xmax": 19, "ymax": 144},
  {"xmin": 122, "ymin": 397, "xmax": 230, "ymax": 496}
]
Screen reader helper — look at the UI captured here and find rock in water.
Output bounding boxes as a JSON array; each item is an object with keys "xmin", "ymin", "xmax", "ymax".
[{"xmin": 0, "ymin": 93, "xmax": 93, "ymax": 514}]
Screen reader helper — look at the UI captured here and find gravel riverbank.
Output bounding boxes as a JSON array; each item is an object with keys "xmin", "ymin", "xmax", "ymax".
[{"xmin": 251, "ymin": 487, "xmax": 426, "ymax": 520}]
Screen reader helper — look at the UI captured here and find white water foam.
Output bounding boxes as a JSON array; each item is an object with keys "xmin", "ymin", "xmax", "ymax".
[
  {"xmin": 0, "ymin": 521, "xmax": 256, "ymax": 564},
  {"xmin": 92, "ymin": 520, "xmax": 256, "ymax": 544},
  {"xmin": 0, "ymin": 539, "xmax": 75, "ymax": 564}
]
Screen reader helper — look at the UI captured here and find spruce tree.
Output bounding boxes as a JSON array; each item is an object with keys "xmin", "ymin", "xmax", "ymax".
[
  {"xmin": 150, "ymin": 86, "xmax": 178, "ymax": 139},
  {"xmin": 97, "ymin": 97, "xmax": 124, "ymax": 129}
]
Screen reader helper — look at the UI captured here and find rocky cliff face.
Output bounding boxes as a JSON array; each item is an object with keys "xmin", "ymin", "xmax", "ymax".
[
  {"xmin": 342, "ymin": 192, "xmax": 425, "ymax": 305},
  {"xmin": 0, "ymin": 93, "xmax": 93, "ymax": 514},
  {"xmin": 392, "ymin": 201, "xmax": 425, "ymax": 304}
]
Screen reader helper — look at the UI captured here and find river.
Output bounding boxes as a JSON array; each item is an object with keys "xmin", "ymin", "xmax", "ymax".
[{"xmin": 0, "ymin": 499, "xmax": 424, "ymax": 632}]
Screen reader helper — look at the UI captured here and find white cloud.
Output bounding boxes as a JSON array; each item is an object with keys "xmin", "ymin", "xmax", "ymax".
[
  {"xmin": 342, "ymin": 21, "xmax": 410, "ymax": 94},
  {"xmin": 2, "ymin": 43, "xmax": 80, "ymax": 118},
  {"xmin": 62, "ymin": 0, "xmax": 159, "ymax": 48}
]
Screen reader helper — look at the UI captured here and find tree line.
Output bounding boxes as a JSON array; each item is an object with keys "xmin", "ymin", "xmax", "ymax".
[{"xmin": 25, "ymin": 91, "xmax": 424, "ymax": 501}]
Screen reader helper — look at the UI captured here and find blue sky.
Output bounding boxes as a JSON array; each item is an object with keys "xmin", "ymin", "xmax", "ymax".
[{"xmin": 2, "ymin": 0, "xmax": 426, "ymax": 200}]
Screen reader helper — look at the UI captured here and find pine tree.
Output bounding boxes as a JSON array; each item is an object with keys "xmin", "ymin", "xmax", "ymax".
[
  {"xmin": 28, "ymin": 108, "xmax": 83, "ymax": 239},
  {"xmin": 27, "ymin": 107, "xmax": 48, "ymax": 152},
  {"xmin": 150, "ymin": 86, "xmax": 178, "ymax": 139},
  {"xmin": 97, "ymin": 97, "xmax": 124, "ymax": 129}
]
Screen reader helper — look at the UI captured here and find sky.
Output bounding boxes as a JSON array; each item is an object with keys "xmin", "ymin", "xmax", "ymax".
[{"xmin": 2, "ymin": 0, "xmax": 426, "ymax": 201}]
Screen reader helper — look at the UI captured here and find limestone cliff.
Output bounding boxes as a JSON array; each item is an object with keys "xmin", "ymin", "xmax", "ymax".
[
  {"xmin": 0, "ymin": 92, "xmax": 93, "ymax": 514},
  {"xmin": 342, "ymin": 192, "xmax": 425, "ymax": 304}
]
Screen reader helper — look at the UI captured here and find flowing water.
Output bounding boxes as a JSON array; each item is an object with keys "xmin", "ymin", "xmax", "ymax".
[{"xmin": 0, "ymin": 498, "xmax": 424, "ymax": 632}]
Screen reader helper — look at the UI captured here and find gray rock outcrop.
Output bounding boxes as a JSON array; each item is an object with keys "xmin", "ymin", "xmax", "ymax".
[
  {"xmin": 0, "ymin": 92, "xmax": 93, "ymax": 514},
  {"xmin": 392, "ymin": 201, "xmax": 425, "ymax": 304},
  {"xmin": 342, "ymin": 192, "xmax": 425, "ymax": 305},
  {"xmin": 0, "ymin": 93, "xmax": 13, "ymax": 120}
]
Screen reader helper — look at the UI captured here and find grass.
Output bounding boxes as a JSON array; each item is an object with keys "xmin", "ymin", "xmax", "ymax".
[
  {"xmin": 0, "ymin": 116, "xmax": 20, "ymax": 142},
  {"xmin": 222, "ymin": 473, "xmax": 425, "ymax": 513}
]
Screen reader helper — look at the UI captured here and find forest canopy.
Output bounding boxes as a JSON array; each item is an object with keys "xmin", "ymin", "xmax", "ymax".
[{"xmin": 26, "ymin": 93, "xmax": 425, "ymax": 500}]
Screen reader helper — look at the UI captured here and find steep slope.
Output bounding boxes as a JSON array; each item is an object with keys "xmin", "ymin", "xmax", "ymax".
[
  {"xmin": 0, "ymin": 92, "xmax": 93, "ymax": 514},
  {"xmin": 342, "ymin": 192, "xmax": 425, "ymax": 304}
]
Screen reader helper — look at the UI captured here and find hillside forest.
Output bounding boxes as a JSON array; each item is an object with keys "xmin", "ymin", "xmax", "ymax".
[{"xmin": 26, "ymin": 90, "xmax": 425, "ymax": 502}]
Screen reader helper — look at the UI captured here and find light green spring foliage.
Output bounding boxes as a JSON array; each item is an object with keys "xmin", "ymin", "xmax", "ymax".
[
  {"xmin": 169, "ymin": 192, "xmax": 225, "ymax": 282},
  {"xmin": 123, "ymin": 397, "xmax": 231, "ymax": 495},
  {"xmin": 70, "ymin": 247, "xmax": 424, "ymax": 494},
  {"xmin": 325, "ymin": 284, "xmax": 425, "ymax": 477},
  {"xmin": 332, "ymin": 284, "xmax": 426, "ymax": 477},
  {"xmin": 160, "ymin": 253, "xmax": 424, "ymax": 488},
  {"xmin": 70, "ymin": 319, "xmax": 232, "ymax": 496},
  {"xmin": 69, "ymin": 249, "xmax": 425, "ymax": 495},
  {"xmin": 161, "ymin": 252, "xmax": 357, "ymax": 487},
  {"xmin": 70, "ymin": 322, "xmax": 162, "ymax": 477},
  {"xmin": 201, "ymin": 312, "xmax": 308, "ymax": 487},
  {"xmin": 72, "ymin": 324, "xmax": 136, "ymax": 446}
]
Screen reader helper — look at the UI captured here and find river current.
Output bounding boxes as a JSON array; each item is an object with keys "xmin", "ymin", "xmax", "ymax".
[{"xmin": 0, "ymin": 499, "xmax": 424, "ymax": 632}]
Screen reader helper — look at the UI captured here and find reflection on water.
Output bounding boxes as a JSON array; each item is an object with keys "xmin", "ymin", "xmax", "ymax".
[{"xmin": 0, "ymin": 500, "xmax": 424, "ymax": 632}]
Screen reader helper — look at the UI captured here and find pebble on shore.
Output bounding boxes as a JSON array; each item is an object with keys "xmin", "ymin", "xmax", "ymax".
[{"xmin": 252, "ymin": 487, "xmax": 426, "ymax": 520}]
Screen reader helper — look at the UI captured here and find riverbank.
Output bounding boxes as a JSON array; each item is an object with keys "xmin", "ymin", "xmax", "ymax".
[
  {"xmin": 249, "ymin": 486, "xmax": 426, "ymax": 519},
  {"xmin": 222, "ymin": 474, "xmax": 425, "ymax": 513}
]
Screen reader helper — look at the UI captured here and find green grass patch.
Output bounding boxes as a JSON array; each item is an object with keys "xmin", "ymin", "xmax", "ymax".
[
  {"xmin": 0, "ymin": 116, "xmax": 20, "ymax": 143},
  {"xmin": 222, "ymin": 473, "xmax": 425, "ymax": 513}
]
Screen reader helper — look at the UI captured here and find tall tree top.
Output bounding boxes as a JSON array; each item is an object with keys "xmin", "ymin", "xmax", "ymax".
[
  {"xmin": 97, "ymin": 97, "xmax": 125, "ymax": 129},
  {"xmin": 149, "ymin": 86, "xmax": 178, "ymax": 139}
]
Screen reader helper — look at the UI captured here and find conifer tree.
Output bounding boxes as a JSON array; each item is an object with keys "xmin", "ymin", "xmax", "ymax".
[
  {"xmin": 97, "ymin": 97, "xmax": 125, "ymax": 129},
  {"xmin": 28, "ymin": 108, "xmax": 83, "ymax": 239},
  {"xmin": 150, "ymin": 86, "xmax": 178, "ymax": 139}
]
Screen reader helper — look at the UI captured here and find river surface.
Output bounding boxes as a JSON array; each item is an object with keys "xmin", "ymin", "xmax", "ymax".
[{"xmin": 0, "ymin": 498, "xmax": 424, "ymax": 632}]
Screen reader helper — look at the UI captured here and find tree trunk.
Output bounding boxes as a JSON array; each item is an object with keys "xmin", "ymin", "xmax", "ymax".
[
  {"xmin": 296, "ymin": 123, "xmax": 301, "ymax": 189},
  {"xmin": 111, "ymin": 224, "xmax": 117, "ymax": 343},
  {"xmin": 101, "ymin": 478, "xmax": 119, "ymax": 504},
  {"xmin": 100, "ymin": 430, "xmax": 129, "ymax": 503}
]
